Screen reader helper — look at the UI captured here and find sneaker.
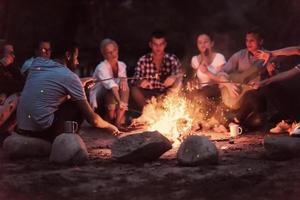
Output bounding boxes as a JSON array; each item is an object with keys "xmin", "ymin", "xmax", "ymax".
[
  {"xmin": 269, "ymin": 120, "xmax": 291, "ymax": 134},
  {"xmin": 289, "ymin": 122, "xmax": 300, "ymax": 137}
]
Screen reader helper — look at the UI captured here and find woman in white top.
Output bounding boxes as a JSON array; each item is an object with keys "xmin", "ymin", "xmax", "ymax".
[
  {"xmin": 191, "ymin": 33, "xmax": 226, "ymax": 88},
  {"xmin": 189, "ymin": 33, "xmax": 227, "ymax": 122},
  {"xmin": 92, "ymin": 39, "xmax": 129, "ymax": 129}
]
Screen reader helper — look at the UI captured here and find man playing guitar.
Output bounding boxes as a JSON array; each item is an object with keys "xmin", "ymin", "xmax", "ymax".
[{"xmin": 217, "ymin": 27, "xmax": 275, "ymax": 130}]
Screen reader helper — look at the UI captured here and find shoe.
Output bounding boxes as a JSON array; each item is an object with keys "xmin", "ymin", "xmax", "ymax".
[
  {"xmin": 289, "ymin": 122, "xmax": 300, "ymax": 137},
  {"xmin": 269, "ymin": 120, "xmax": 291, "ymax": 134}
]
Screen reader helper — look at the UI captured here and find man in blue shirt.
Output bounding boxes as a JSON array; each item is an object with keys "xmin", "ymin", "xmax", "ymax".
[{"xmin": 17, "ymin": 43, "xmax": 119, "ymax": 141}]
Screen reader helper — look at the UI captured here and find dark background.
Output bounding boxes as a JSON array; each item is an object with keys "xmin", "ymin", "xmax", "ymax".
[{"xmin": 1, "ymin": 0, "xmax": 300, "ymax": 76}]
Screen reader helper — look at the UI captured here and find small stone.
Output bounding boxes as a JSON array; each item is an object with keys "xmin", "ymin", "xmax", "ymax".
[
  {"xmin": 177, "ymin": 135, "xmax": 218, "ymax": 166},
  {"xmin": 50, "ymin": 133, "xmax": 88, "ymax": 165}
]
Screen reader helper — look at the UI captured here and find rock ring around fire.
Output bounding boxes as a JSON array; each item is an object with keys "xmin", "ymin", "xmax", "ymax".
[
  {"xmin": 177, "ymin": 135, "xmax": 218, "ymax": 166},
  {"xmin": 111, "ymin": 131, "xmax": 172, "ymax": 162}
]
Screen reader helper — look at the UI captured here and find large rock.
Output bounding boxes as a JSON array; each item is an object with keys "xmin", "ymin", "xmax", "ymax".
[
  {"xmin": 50, "ymin": 133, "xmax": 88, "ymax": 165},
  {"xmin": 177, "ymin": 135, "xmax": 218, "ymax": 166},
  {"xmin": 2, "ymin": 133, "xmax": 51, "ymax": 158},
  {"xmin": 264, "ymin": 135, "xmax": 300, "ymax": 160},
  {"xmin": 111, "ymin": 131, "xmax": 172, "ymax": 162}
]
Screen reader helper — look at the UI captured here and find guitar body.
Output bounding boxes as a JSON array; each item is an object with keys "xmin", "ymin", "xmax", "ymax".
[{"xmin": 221, "ymin": 67, "xmax": 261, "ymax": 110}]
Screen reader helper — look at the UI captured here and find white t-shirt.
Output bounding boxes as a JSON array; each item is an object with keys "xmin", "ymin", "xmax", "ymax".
[
  {"xmin": 93, "ymin": 60, "xmax": 127, "ymax": 89},
  {"xmin": 191, "ymin": 53, "xmax": 226, "ymax": 87},
  {"xmin": 89, "ymin": 60, "xmax": 127, "ymax": 109}
]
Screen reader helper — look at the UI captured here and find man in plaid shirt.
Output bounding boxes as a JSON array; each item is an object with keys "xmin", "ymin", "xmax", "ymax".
[{"xmin": 131, "ymin": 31, "xmax": 182, "ymax": 110}]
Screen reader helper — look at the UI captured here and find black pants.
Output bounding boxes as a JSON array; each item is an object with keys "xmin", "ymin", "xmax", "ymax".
[
  {"xmin": 131, "ymin": 87, "xmax": 167, "ymax": 111},
  {"xmin": 0, "ymin": 65, "xmax": 24, "ymax": 95},
  {"xmin": 235, "ymin": 89, "xmax": 267, "ymax": 129},
  {"xmin": 262, "ymin": 82, "xmax": 300, "ymax": 122},
  {"xmin": 17, "ymin": 101, "xmax": 84, "ymax": 142}
]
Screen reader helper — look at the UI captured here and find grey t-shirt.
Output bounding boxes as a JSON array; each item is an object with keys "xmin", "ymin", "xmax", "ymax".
[
  {"xmin": 17, "ymin": 58, "xmax": 86, "ymax": 131},
  {"xmin": 222, "ymin": 49, "xmax": 265, "ymax": 73}
]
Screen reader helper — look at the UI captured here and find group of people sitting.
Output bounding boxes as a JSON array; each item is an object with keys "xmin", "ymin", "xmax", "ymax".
[{"xmin": 1, "ymin": 27, "xmax": 300, "ymax": 143}]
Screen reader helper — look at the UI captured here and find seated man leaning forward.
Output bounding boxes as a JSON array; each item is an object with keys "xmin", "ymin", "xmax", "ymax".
[
  {"xmin": 17, "ymin": 42, "xmax": 119, "ymax": 142},
  {"xmin": 92, "ymin": 38, "xmax": 129, "ymax": 130},
  {"xmin": 131, "ymin": 31, "xmax": 182, "ymax": 110}
]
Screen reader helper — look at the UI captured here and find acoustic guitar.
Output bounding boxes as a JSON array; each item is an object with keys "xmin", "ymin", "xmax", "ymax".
[{"xmin": 220, "ymin": 66, "xmax": 263, "ymax": 110}]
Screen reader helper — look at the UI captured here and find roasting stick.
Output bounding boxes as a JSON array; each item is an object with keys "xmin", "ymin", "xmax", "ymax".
[
  {"xmin": 92, "ymin": 74, "xmax": 160, "ymax": 83},
  {"xmin": 92, "ymin": 74, "xmax": 253, "ymax": 86}
]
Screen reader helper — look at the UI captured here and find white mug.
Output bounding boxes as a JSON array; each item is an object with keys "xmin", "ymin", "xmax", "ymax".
[
  {"xmin": 64, "ymin": 121, "xmax": 78, "ymax": 134},
  {"xmin": 229, "ymin": 123, "xmax": 242, "ymax": 137}
]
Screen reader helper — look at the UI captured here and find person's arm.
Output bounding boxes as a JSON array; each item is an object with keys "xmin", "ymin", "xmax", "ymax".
[
  {"xmin": 111, "ymin": 86, "xmax": 121, "ymax": 103},
  {"xmin": 205, "ymin": 67, "xmax": 224, "ymax": 82},
  {"xmin": 0, "ymin": 54, "xmax": 14, "ymax": 67},
  {"xmin": 255, "ymin": 46, "xmax": 300, "ymax": 64},
  {"xmin": 221, "ymin": 52, "xmax": 239, "ymax": 74},
  {"xmin": 164, "ymin": 55, "xmax": 183, "ymax": 88},
  {"xmin": 75, "ymin": 99, "xmax": 119, "ymax": 134},
  {"xmin": 96, "ymin": 64, "xmax": 123, "ymax": 102},
  {"xmin": 65, "ymin": 74, "xmax": 119, "ymax": 134},
  {"xmin": 204, "ymin": 53, "xmax": 226, "ymax": 82},
  {"xmin": 118, "ymin": 62, "xmax": 129, "ymax": 92},
  {"xmin": 271, "ymin": 46, "xmax": 300, "ymax": 57},
  {"xmin": 259, "ymin": 66, "xmax": 300, "ymax": 88},
  {"xmin": 132, "ymin": 57, "xmax": 148, "ymax": 87}
]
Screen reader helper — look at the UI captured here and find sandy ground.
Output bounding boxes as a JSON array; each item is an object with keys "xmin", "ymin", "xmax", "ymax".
[{"xmin": 1, "ymin": 124, "xmax": 300, "ymax": 200}]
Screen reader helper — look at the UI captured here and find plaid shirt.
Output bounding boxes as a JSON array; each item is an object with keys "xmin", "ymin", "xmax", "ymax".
[{"xmin": 132, "ymin": 53, "xmax": 182, "ymax": 89}]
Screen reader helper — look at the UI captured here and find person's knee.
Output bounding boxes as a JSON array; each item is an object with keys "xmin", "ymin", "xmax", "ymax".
[
  {"xmin": 120, "ymin": 87, "xmax": 130, "ymax": 102},
  {"xmin": 131, "ymin": 87, "xmax": 143, "ymax": 99}
]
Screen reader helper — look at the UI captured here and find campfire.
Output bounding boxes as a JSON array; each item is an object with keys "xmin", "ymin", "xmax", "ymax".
[{"xmin": 130, "ymin": 89, "xmax": 229, "ymax": 147}]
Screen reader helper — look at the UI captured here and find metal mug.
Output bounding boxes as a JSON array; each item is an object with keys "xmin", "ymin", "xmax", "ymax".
[{"xmin": 64, "ymin": 121, "xmax": 78, "ymax": 134}]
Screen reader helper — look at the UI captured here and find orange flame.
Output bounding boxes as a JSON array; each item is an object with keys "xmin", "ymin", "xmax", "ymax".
[
  {"xmin": 133, "ymin": 91, "xmax": 196, "ymax": 147},
  {"xmin": 132, "ymin": 88, "xmax": 229, "ymax": 147}
]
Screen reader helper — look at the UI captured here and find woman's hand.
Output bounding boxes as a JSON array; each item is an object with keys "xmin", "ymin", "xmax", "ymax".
[{"xmin": 198, "ymin": 63, "xmax": 208, "ymax": 73}]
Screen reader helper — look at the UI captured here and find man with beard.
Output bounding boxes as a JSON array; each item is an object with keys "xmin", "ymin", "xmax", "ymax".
[{"xmin": 17, "ymin": 42, "xmax": 119, "ymax": 142}]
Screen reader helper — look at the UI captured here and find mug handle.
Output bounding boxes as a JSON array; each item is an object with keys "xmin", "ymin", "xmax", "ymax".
[
  {"xmin": 238, "ymin": 127, "xmax": 243, "ymax": 135},
  {"xmin": 73, "ymin": 122, "xmax": 78, "ymax": 133}
]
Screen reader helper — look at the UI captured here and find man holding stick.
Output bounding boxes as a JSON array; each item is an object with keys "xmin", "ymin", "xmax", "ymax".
[{"xmin": 131, "ymin": 31, "xmax": 183, "ymax": 110}]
